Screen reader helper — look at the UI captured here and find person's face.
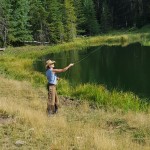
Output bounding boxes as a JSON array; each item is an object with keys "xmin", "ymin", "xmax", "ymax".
[{"xmin": 50, "ymin": 63, "xmax": 55, "ymax": 68}]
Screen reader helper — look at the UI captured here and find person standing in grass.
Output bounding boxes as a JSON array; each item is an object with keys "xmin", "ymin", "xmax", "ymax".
[{"xmin": 45, "ymin": 59, "xmax": 74, "ymax": 116}]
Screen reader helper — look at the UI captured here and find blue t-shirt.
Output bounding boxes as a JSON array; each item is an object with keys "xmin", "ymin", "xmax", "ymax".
[{"xmin": 46, "ymin": 69, "xmax": 57, "ymax": 85}]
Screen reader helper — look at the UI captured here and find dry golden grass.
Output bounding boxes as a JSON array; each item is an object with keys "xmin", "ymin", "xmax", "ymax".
[{"xmin": 0, "ymin": 76, "xmax": 150, "ymax": 150}]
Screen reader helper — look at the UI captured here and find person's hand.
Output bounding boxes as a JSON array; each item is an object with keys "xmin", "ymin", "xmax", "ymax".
[
  {"xmin": 57, "ymin": 77, "xmax": 61, "ymax": 80},
  {"xmin": 69, "ymin": 63, "xmax": 74, "ymax": 67}
]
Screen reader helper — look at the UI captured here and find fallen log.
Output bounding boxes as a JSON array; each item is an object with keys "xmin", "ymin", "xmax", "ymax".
[{"xmin": 0, "ymin": 48, "xmax": 5, "ymax": 51}]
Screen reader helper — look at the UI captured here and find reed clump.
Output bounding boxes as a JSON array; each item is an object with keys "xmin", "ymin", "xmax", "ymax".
[{"xmin": 70, "ymin": 83, "xmax": 149, "ymax": 112}]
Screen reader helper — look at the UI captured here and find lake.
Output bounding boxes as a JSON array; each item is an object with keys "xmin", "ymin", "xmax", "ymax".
[{"xmin": 34, "ymin": 43, "xmax": 150, "ymax": 98}]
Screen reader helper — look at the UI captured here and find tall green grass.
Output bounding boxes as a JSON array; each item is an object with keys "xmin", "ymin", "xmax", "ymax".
[{"xmin": 62, "ymin": 83, "xmax": 149, "ymax": 112}]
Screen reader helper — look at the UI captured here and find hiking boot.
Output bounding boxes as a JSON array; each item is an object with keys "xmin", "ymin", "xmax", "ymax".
[
  {"xmin": 54, "ymin": 104, "xmax": 58, "ymax": 114},
  {"xmin": 46, "ymin": 108, "xmax": 51, "ymax": 116}
]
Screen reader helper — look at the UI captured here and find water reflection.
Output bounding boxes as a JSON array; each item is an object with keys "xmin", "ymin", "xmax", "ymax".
[{"xmin": 34, "ymin": 43, "xmax": 150, "ymax": 98}]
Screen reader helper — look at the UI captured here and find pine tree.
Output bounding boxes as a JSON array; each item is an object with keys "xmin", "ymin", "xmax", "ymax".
[
  {"xmin": 143, "ymin": 0, "xmax": 150, "ymax": 24},
  {"xmin": 10, "ymin": 0, "xmax": 32, "ymax": 44},
  {"xmin": 63, "ymin": 0, "xmax": 77, "ymax": 41},
  {"xmin": 73, "ymin": 0, "xmax": 86, "ymax": 35},
  {"xmin": 101, "ymin": 0, "xmax": 112, "ymax": 32},
  {"xmin": 0, "ymin": 0, "xmax": 12, "ymax": 46},
  {"xmin": 29, "ymin": 0, "xmax": 48, "ymax": 43},
  {"xmin": 0, "ymin": 0, "xmax": 7, "ymax": 47},
  {"xmin": 93, "ymin": 0, "xmax": 103, "ymax": 24},
  {"xmin": 82, "ymin": 0, "xmax": 100, "ymax": 35},
  {"xmin": 47, "ymin": 0, "xmax": 65, "ymax": 43}
]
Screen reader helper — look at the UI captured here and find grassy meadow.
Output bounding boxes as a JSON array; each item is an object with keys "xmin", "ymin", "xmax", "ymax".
[
  {"xmin": 0, "ymin": 76, "xmax": 150, "ymax": 150},
  {"xmin": 0, "ymin": 28, "xmax": 150, "ymax": 149}
]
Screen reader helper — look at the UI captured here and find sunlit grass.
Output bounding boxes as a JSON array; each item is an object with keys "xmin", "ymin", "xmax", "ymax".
[
  {"xmin": 0, "ymin": 55, "xmax": 46, "ymax": 86},
  {"xmin": 4, "ymin": 29, "xmax": 150, "ymax": 58},
  {"xmin": 0, "ymin": 77, "xmax": 150, "ymax": 149}
]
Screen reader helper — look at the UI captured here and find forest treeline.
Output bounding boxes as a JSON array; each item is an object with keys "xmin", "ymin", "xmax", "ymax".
[{"xmin": 0, "ymin": 0, "xmax": 150, "ymax": 46}]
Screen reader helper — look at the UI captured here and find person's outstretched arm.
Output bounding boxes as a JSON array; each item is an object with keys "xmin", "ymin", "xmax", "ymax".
[{"xmin": 53, "ymin": 63, "xmax": 74, "ymax": 73}]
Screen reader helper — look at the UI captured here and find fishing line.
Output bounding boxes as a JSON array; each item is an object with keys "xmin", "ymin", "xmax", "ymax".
[
  {"xmin": 74, "ymin": 46, "xmax": 103, "ymax": 65},
  {"xmin": 62, "ymin": 46, "xmax": 103, "ymax": 79},
  {"xmin": 45, "ymin": 46, "xmax": 103, "ymax": 64}
]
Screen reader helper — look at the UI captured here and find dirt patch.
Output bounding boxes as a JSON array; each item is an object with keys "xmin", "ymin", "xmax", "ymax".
[
  {"xmin": 60, "ymin": 96, "xmax": 80, "ymax": 107},
  {"xmin": 0, "ymin": 117, "xmax": 13, "ymax": 124},
  {"xmin": 0, "ymin": 111, "xmax": 13, "ymax": 124}
]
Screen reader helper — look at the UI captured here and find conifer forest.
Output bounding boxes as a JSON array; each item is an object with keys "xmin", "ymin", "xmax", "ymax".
[{"xmin": 0, "ymin": 0, "xmax": 150, "ymax": 46}]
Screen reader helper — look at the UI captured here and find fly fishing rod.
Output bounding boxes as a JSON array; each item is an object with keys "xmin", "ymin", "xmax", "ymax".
[
  {"xmin": 73, "ymin": 46, "xmax": 103, "ymax": 65},
  {"xmin": 63, "ymin": 46, "xmax": 103, "ymax": 79}
]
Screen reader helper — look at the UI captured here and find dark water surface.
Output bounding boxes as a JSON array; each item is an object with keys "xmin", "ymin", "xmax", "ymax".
[{"xmin": 34, "ymin": 43, "xmax": 150, "ymax": 98}]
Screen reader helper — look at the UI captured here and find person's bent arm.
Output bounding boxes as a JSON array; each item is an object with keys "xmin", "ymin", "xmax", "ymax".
[{"xmin": 53, "ymin": 63, "xmax": 74, "ymax": 73}]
